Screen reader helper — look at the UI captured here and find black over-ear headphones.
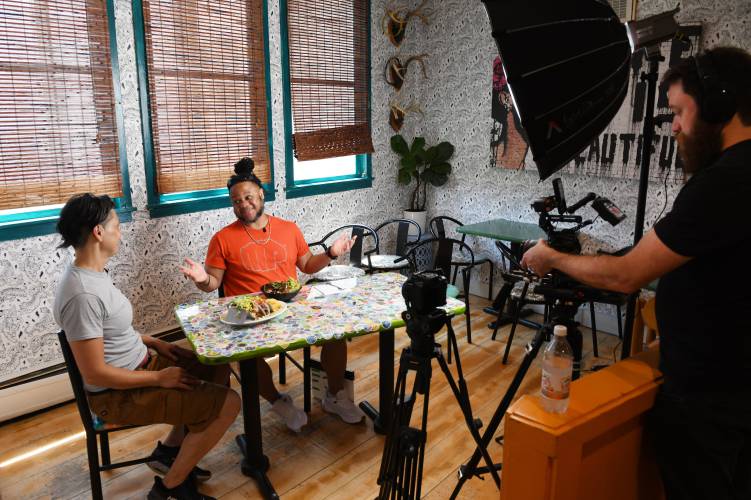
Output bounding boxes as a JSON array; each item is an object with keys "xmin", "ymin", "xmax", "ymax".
[{"xmin": 693, "ymin": 53, "xmax": 737, "ymax": 124}]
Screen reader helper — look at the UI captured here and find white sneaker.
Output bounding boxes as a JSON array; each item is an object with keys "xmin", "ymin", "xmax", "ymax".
[
  {"xmin": 271, "ymin": 393, "xmax": 307, "ymax": 432},
  {"xmin": 322, "ymin": 389, "xmax": 365, "ymax": 424}
]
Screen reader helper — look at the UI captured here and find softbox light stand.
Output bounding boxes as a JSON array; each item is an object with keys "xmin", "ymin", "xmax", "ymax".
[{"xmin": 621, "ymin": 51, "xmax": 662, "ymax": 359}]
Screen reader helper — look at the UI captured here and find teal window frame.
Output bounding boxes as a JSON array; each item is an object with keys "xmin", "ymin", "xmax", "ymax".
[
  {"xmin": 280, "ymin": 0, "xmax": 372, "ymax": 200},
  {"xmin": 0, "ymin": 0, "xmax": 134, "ymax": 242},
  {"xmin": 132, "ymin": 0, "xmax": 276, "ymax": 219}
]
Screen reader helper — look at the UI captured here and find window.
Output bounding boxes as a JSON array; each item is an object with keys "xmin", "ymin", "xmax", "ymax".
[
  {"xmin": 133, "ymin": 0, "xmax": 275, "ymax": 217},
  {"xmin": 0, "ymin": 0, "xmax": 132, "ymax": 241},
  {"xmin": 281, "ymin": 0, "xmax": 373, "ymax": 198}
]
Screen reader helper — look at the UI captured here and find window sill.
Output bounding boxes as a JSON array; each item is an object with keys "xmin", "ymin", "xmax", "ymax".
[
  {"xmin": 0, "ymin": 207, "xmax": 134, "ymax": 242},
  {"xmin": 285, "ymin": 176, "xmax": 372, "ymax": 199}
]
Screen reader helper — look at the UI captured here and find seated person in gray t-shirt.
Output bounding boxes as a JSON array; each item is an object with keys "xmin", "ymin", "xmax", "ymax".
[{"xmin": 53, "ymin": 193, "xmax": 240, "ymax": 500}]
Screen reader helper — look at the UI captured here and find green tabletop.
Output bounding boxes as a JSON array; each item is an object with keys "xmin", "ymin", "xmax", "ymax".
[
  {"xmin": 175, "ymin": 272, "xmax": 466, "ymax": 365},
  {"xmin": 457, "ymin": 217, "xmax": 545, "ymax": 243}
]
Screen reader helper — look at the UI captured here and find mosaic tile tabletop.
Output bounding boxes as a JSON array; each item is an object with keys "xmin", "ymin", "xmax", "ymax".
[{"xmin": 175, "ymin": 272, "xmax": 466, "ymax": 364}]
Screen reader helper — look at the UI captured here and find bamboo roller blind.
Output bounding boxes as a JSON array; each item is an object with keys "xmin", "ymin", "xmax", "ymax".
[
  {"xmin": 0, "ymin": 0, "xmax": 123, "ymax": 210},
  {"xmin": 142, "ymin": 0, "xmax": 271, "ymax": 194},
  {"xmin": 286, "ymin": 0, "xmax": 374, "ymax": 161}
]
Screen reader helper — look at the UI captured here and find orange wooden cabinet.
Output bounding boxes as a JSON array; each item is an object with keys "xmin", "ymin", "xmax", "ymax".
[{"xmin": 500, "ymin": 349, "xmax": 664, "ymax": 500}]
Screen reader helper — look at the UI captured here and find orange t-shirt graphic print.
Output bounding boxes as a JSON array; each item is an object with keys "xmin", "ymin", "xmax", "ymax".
[
  {"xmin": 205, "ymin": 216, "xmax": 310, "ymax": 297},
  {"xmin": 239, "ymin": 238, "xmax": 288, "ymax": 274}
]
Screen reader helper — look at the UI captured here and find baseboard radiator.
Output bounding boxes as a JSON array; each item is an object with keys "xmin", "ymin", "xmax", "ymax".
[{"xmin": 0, "ymin": 326, "xmax": 185, "ymax": 424}]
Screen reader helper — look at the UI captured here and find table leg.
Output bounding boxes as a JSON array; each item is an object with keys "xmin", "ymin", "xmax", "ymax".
[
  {"xmin": 236, "ymin": 358, "xmax": 278, "ymax": 500},
  {"xmin": 358, "ymin": 327, "xmax": 394, "ymax": 435}
]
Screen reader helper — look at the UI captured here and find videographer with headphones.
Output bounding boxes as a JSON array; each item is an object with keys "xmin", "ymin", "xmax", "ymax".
[{"xmin": 521, "ymin": 46, "xmax": 751, "ymax": 499}]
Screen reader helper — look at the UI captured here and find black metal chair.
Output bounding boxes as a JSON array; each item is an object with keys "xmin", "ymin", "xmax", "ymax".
[
  {"xmin": 400, "ymin": 236, "xmax": 479, "ymax": 344},
  {"xmin": 366, "ymin": 218, "xmax": 422, "ymax": 272},
  {"xmin": 307, "ymin": 223, "xmax": 379, "ymax": 270},
  {"xmin": 57, "ymin": 331, "xmax": 156, "ymax": 500},
  {"xmin": 429, "ymin": 216, "xmax": 494, "ymax": 301}
]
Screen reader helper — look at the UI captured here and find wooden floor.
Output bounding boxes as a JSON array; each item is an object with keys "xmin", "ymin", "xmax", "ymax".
[{"xmin": 0, "ymin": 295, "xmax": 622, "ymax": 499}]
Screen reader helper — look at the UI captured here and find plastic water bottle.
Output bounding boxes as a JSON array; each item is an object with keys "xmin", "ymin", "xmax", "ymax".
[{"xmin": 540, "ymin": 325, "xmax": 574, "ymax": 414}]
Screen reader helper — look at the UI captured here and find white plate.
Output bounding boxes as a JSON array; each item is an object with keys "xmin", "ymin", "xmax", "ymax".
[
  {"xmin": 362, "ymin": 254, "xmax": 409, "ymax": 269},
  {"xmin": 219, "ymin": 300, "xmax": 287, "ymax": 326},
  {"xmin": 311, "ymin": 264, "xmax": 366, "ymax": 281}
]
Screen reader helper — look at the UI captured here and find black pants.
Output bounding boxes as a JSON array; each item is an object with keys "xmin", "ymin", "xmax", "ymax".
[{"xmin": 648, "ymin": 389, "xmax": 751, "ymax": 500}]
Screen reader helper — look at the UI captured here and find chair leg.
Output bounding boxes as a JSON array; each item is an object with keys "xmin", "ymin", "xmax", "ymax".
[
  {"xmin": 502, "ymin": 299, "xmax": 522, "ymax": 365},
  {"xmin": 99, "ymin": 433, "xmax": 111, "ymax": 466},
  {"xmin": 616, "ymin": 305, "xmax": 624, "ymax": 339},
  {"xmin": 590, "ymin": 302, "xmax": 599, "ymax": 358},
  {"xmin": 303, "ymin": 347, "xmax": 311, "ymax": 413},
  {"xmin": 86, "ymin": 434, "xmax": 104, "ymax": 500},
  {"xmin": 447, "ymin": 321, "xmax": 453, "ymax": 364},
  {"xmin": 491, "ymin": 282, "xmax": 512, "ymax": 341},
  {"xmin": 278, "ymin": 352, "xmax": 287, "ymax": 385},
  {"xmin": 487, "ymin": 261, "xmax": 494, "ymax": 301},
  {"xmin": 463, "ymin": 271, "xmax": 472, "ymax": 344}
]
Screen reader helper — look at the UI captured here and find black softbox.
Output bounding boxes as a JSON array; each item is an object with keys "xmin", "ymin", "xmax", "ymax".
[{"xmin": 481, "ymin": 0, "xmax": 632, "ymax": 180}]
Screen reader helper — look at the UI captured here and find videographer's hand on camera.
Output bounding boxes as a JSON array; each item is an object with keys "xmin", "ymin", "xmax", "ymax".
[{"xmin": 521, "ymin": 239, "xmax": 557, "ymax": 276}]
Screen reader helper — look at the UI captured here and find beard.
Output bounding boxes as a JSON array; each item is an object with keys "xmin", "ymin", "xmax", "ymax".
[
  {"xmin": 234, "ymin": 201, "xmax": 265, "ymax": 224},
  {"xmin": 676, "ymin": 118, "xmax": 724, "ymax": 175}
]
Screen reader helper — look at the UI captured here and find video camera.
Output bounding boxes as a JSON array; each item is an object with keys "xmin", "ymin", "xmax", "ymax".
[
  {"xmin": 531, "ymin": 178, "xmax": 626, "ymax": 254},
  {"xmin": 525, "ymin": 178, "xmax": 628, "ymax": 304},
  {"xmin": 401, "ymin": 271, "xmax": 449, "ymax": 356}
]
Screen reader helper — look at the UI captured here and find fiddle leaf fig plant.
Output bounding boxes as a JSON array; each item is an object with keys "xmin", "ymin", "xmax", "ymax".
[{"xmin": 392, "ymin": 134, "xmax": 454, "ymax": 211}]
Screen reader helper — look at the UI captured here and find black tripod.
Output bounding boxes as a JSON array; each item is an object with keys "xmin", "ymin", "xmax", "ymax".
[
  {"xmin": 450, "ymin": 294, "xmax": 584, "ymax": 499},
  {"xmin": 377, "ymin": 307, "xmax": 500, "ymax": 499}
]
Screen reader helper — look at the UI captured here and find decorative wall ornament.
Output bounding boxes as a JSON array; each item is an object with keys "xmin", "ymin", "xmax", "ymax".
[
  {"xmin": 389, "ymin": 99, "xmax": 423, "ymax": 132},
  {"xmin": 490, "ymin": 54, "xmax": 529, "ymax": 169},
  {"xmin": 384, "ymin": 54, "xmax": 428, "ymax": 91},
  {"xmin": 381, "ymin": 0, "xmax": 430, "ymax": 47}
]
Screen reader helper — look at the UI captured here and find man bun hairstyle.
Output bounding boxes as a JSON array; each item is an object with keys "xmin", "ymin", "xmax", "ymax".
[
  {"xmin": 227, "ymin": 157, "xmax": 263, "ymax": 190},
  {"xmin": 56, "ymin": 193, "xmax": 115, "ymax": 249}
]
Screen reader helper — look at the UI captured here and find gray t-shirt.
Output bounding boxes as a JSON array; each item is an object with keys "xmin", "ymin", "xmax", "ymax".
[{"xmin": 53, "ymin": 265, "xmax": 147, "ymax": 392}]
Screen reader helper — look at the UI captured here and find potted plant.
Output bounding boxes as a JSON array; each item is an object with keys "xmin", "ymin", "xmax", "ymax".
[{"xmin": 392, "ymin": 134, "xmax": 454, "ymax": 235}]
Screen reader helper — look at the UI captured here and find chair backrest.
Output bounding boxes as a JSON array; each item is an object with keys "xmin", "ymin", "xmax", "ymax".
[
  {"xmin": 308, "ymin": 224, "xmax": 379, "ymax": 266},
  {"xmin": 57, "ymin": 331, "xmax": 97, "ymax": 433},
  {"xmin": 403, "ymin": 236, "xmax": 475, "ymax": 280},
  {"xmin": 373, "ymin": 219, "xmax": 422, "ymax": 256},
  {"xmin": 429, "ymin": 216, "xmax": 467, "ymax": 245}
]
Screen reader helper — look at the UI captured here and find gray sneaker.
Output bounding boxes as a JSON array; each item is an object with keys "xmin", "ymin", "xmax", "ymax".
[
  {"xmin": 322, "ymin": 389, "xmax": 365, "ymax": 424},
  {"xmin": 271, "ymin": 393, "xmax": 307, "ymax": 432}
]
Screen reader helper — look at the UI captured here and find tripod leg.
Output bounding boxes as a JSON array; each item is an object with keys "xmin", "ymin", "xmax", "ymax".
[
  {"xmin": 451, "ymin": 329, "xmax": 547, "ymax": 499},
  {"xmin": 436, "ymin": 349, "xmax": 501, "ymax": 487},
  {"xmin": 379, "ymin": 351, "xmax": 422, "ymax": 500}
]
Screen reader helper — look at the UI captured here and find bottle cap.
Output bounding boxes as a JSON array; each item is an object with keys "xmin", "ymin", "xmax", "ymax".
[{"xmin": 553, "ymin": 325, "xmax": 567, "ymax": 337}]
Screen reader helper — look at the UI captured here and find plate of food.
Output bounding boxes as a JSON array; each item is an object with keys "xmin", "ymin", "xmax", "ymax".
[
  {"xmin": 220, "ymin": 295, "xmax": 287, "ymax": 326},
  {"xmin": 311, "ymin": 264, "xmax": 366, "ymax": 281},
  {"xmin": 261, "ymin": 277, "xmax": 301, "ymax": 302}
]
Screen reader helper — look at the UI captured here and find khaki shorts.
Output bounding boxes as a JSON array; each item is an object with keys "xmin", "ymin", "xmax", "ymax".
[{"xmin": 88, "ymin": 353, "xmax": 230, "ymax": 433}]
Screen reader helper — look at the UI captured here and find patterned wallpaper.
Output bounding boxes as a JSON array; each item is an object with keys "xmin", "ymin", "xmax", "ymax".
[
  {"xmin": 0, "ymin": 0, "xmax": 408, "ymax": 383},
  {"xmin": 1, "ymin": 0, "xmax": 749, "ymax": 382}
]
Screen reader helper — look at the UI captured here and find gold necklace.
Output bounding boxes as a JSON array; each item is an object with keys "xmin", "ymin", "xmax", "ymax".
[{"xmin": 242, "ymin": 217, "xmax": 271, "ymax": 245}]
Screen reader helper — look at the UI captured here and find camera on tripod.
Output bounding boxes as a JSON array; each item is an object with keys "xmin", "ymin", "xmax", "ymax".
[
  {"xmin": 525, "ymin": 178, "xmax": 628, "ymax": 303},
  {"xmin": 531, "ymin": 177, "xmax": 626, "ymax": 255},
  {"xmin": 402, "ymin": 270, "xmax": 447, "ymax": 314}
]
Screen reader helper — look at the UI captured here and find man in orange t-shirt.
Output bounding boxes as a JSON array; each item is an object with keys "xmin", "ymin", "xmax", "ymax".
[{"xmin": 181, "ymin": 158, "xmax": 363, "ymax": 432}]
